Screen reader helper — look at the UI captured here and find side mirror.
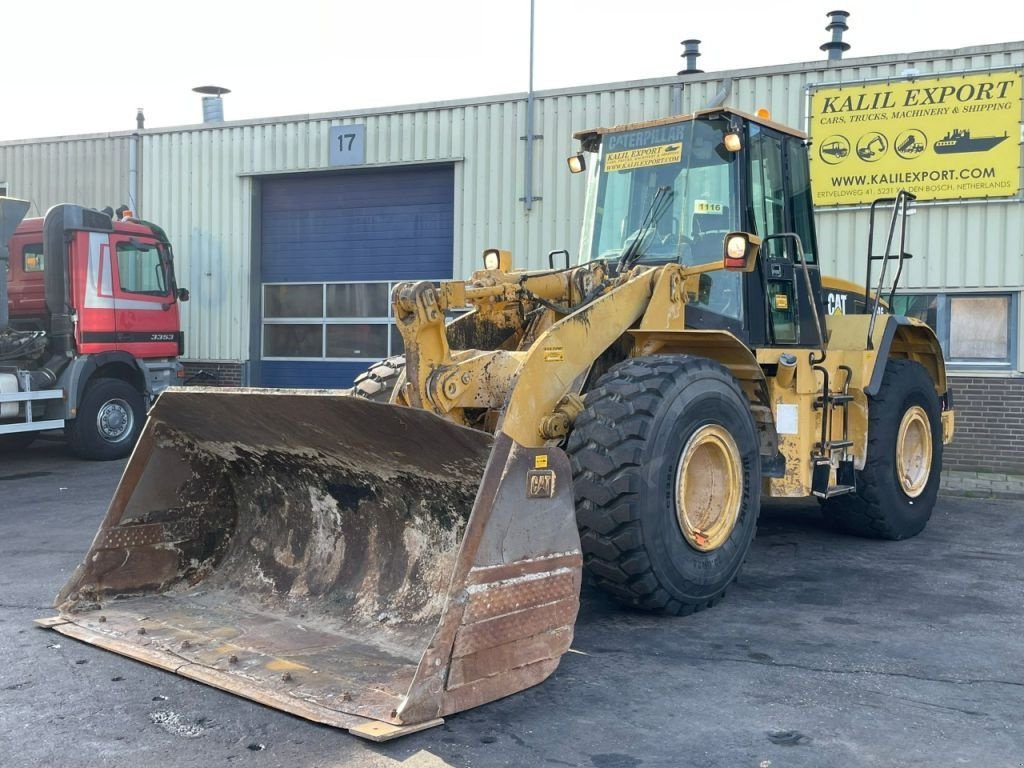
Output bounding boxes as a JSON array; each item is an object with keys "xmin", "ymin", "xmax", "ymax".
[
  {"xmin": 177, "ymin": 287, "xmax": 190, "ymax": 302},
  {"xmin": 723, "ymin": 232, "xmax": 761, "ymax": 272}
]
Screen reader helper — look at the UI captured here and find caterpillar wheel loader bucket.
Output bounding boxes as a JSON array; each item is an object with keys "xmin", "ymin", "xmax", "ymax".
[{"xmin": 39, "ymin": 388, "xmax": 582, "ymax": 741}]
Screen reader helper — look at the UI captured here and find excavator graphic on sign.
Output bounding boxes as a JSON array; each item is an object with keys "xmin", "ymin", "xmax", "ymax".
[{"xmin": 857, "ymin": 134, "xmax": 887, "ymax": 161}]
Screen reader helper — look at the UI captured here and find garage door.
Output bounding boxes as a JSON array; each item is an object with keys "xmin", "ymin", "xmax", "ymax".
[{"xmin": 259, "ymin": 165, "xmax": 454, "ymax": 388}]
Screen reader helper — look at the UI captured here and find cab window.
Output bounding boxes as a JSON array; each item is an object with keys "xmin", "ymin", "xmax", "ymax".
[
  {"xmin": 23, "ymin": 244, "xmax": 44, "ymax": 272},
  {"xmin": 116, "ymin": 241, "xmax": 169, "ymax": 295}
]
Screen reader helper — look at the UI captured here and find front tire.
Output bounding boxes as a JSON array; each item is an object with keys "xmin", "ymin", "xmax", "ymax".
[
  {"xmin": 66, "ymin": 378, "xmax": 146, "ymax": 461},
  {"xmin": 821, "ymin": 359, "xmax": 942, "ymax": 539},
  {"xmin": 567, "ymin": 356, "xmax": 761, "ymax": 615}
]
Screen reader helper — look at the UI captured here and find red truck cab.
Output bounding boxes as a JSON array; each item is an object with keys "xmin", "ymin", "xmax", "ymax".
[
  {"xmin": 8, "ymin": 216, "xmax": 184, "ymax": 359},
  {"xmin": 2, "ymin": 203, "xmax": 185, "ymax": 459}
]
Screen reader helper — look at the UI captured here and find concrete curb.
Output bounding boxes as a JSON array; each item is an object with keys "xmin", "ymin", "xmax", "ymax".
[{"xmin": 940, "ymin": 470, "xmax": 1024, "ymax": 500}]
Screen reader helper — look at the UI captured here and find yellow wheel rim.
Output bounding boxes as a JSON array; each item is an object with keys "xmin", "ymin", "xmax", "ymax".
[
  {"xmin": 896, "ymin": 405, "xmax": 932, "ymax": 498},
  {"xmin": 675, "ymin": 425, "xmax": 742, "ymax": 552}
]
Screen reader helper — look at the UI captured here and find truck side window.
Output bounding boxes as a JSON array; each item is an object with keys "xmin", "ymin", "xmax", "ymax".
[
  {"xmin": 116, "ymin": 242, "xmax": 168, "ymax": 295},
  {"xmin": 23, "ymin": 244, "xmax": 44, "ymax": 272}
]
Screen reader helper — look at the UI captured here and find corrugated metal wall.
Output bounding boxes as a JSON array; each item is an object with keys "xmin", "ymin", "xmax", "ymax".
[
  {"xmin": 4, "ymin": 42, "xmax": 1022, "ymax": 363},
  {"xmin": 0, "ymin": 134, "xmax": 132, "ymax": 219}
]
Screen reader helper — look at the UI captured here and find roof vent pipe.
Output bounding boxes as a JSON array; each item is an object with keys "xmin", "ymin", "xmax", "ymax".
[
  {"xmin": 192, "ymin": 85, "xmax": 231, "ymax": 123},
  {"xmin": 678, "ymin": 39, "xmax": 703, "ymax": 75},
  {"xmin": 820, "ymin": 10, "xmax": 850, "ymax": 61},
  {"xmin": 136, "ymin": 108, "xmax": 145, "ymax": 130}
]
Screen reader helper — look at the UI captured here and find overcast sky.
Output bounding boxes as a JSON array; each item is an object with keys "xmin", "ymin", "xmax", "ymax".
[{"xmin": 2, "ymin": 0, "xmax": 1021, "ymax": 142}]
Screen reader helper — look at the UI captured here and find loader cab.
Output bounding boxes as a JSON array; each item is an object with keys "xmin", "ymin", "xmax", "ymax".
[{"xmin": 576, "ymin": 108, "xmax": 826, "ymax": 348}]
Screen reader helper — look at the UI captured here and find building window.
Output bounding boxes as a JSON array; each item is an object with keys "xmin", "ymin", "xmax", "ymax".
[
  {"xmin": 891, "ymin": 292, "xmax": 1018, "ymax": 369},
  {"xmin": 949, "ymin": 296, "xmax": 1010, "ymax": 360},
  {"xmin": 261, "ymin": 280, "xmax": 445, "ymax": 362}
]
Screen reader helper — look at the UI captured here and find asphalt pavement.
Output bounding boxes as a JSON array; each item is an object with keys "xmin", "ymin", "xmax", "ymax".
[{"xmin": 1, "ymin": 440, "xmax": 1022, "ymax": 768}]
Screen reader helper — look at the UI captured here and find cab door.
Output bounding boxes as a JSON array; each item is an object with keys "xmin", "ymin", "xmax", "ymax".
[
  {"xmin": 745, "ymin": 124, "xmax": 826, "ymax": 348},
  {"xmin": 108, "ymin": 235, "xmax": 180, "ymax": 358}
]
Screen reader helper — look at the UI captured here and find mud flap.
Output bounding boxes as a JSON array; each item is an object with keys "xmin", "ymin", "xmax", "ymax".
[{"xmin": 40, "ymin": 388, "xmax": 581, "ymax": 738}]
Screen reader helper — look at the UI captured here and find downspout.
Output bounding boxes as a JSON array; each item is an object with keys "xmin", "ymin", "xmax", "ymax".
[
  {"xmin": 523, "ymin": 0, "xmax": 537, "ymax": 212},
  {"xmin": 129, "ymin": 134, "xmax": 140, "ymax": 216},
  {"xmin": 129, "ymin": 108, "xmax": 144, "ymax": 215}
]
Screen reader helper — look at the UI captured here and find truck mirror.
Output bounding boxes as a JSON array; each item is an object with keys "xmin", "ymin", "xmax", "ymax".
[
  {"xmin": 177, "ymin": 288, "xmax": 190, "ymax": 302},
  {"xmin": 723, "ymin": 232, "xmax": 761, "ymax": 272}
]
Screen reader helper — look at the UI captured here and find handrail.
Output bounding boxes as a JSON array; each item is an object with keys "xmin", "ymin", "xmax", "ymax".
[{"xmin": 864, "ymin": 190, "xmax": 916, "ymax": 348}]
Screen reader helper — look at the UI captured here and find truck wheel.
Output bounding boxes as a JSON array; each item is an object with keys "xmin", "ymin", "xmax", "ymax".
[
  {"xmin": 567, "ymin": 356, "xmax": 761, "ymax": 615},
  {"xmin": 0, "ymin": 432, "xmax": 35, "ymax": 452},
  {"xmin": 67, "ymin": 378, "xmax": 146, "ymax": 461},
  {"xmin": 821, "ymin": 359, "xmax": 942, "ymax": 540},
  {"xmin": 352, "ymin": 355, "xmax": 405, "ymax": 403}
]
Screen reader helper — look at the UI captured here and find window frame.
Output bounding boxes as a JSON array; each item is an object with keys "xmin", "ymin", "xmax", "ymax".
[
  {"xmin": 22, "ymin": 242, "xmax": 44, "ymax": 272},
  {"xmin": 261, "ymin": 279, "xmax": 449, "ymax": 363},
  {"xmin": 114, "ymin": 240, "xmax": 171, "ymax": 297},
  {"xmin": 892, "ymin": 290, "xmax": 1019, "ymax": 371}
]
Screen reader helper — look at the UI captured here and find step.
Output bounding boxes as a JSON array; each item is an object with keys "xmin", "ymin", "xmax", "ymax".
[
  {"xmin": 815, "ymin": 394, "xmax": 854, "ymax": 408},
  {"xmin": 817, "ymin": 440, "xmax": 853, "ymax": 451}
]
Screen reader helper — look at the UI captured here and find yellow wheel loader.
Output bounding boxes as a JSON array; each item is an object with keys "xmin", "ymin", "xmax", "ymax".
[{"xmin": 39, "ymin": 108, "xmax": 954, "ymax": 740}]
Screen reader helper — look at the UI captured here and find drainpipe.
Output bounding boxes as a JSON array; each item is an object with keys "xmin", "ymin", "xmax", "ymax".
[
  {"xmin": 129, "ymin": 108, "xmax": 144, "ymax": 216},
  {"xmin": 522, "ymin": 0, "xmax": 539, "ymax": 212}
]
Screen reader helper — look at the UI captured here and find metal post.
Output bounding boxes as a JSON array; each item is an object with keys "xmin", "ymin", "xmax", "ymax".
[
  {"xmin": 129, "ymin": 133, "xmax": 140, "ymax": 216},
  {"xmin": 524, "ymin": 0, "xmax": 536, "ymax": 212}
]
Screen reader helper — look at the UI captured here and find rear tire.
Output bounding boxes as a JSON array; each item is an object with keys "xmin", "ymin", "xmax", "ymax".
[
  {"xmin": 352, "ymin": 355, "xmax": 406, "ymax": 403},
  {"xmin": 66, "ymin": 378, "xmax": 146, "ymax": 461},
  {"xmin": 821, "ymin": 359, "xmax": 942, "ymax": 540},
  {"xmin": 567, "ymin": 356, "xmax": 761, "ymax": 615}
]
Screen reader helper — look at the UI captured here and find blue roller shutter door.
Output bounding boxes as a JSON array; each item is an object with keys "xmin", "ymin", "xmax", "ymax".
[{"xmin": 259, "ymin": 165, "xmax": 454, "ymax": 387}]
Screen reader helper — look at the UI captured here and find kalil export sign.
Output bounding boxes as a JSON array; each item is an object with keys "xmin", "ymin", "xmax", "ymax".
[{"xmin": 809, "ymin": 71, "xmax": 1022, "ymax": 205}]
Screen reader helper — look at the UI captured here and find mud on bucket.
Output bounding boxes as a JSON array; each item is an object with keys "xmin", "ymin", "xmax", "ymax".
[{"xmin": 41, "ymin": 388, "xmax": 582, "ymax": 740}]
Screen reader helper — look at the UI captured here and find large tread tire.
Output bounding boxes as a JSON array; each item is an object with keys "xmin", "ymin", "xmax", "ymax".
[
  {"xmin": 821, "ymin": 359, "xmax": 942, "ymax": 540},
  {"xmin": 352, "ymin": 355, "xmax": 406, "ymax": 403},
  {"xmin": 567, "ymin": 355, "xmax": 761, "ymax": 615},
  {"xmin": 66, "ymin": 378, "xmax": 146, "ymax": 461}
]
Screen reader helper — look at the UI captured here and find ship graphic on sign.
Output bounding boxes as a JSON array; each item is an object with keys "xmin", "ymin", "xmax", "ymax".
[{"xmin": 933, "ymin": 128, "xmax": 1009, "ymax": 154}]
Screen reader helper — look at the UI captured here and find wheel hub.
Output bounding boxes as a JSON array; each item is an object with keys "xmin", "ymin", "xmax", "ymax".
[
  {"xmin": 896, "ymin": 405, "xmax": 932, "ymax": 498},
  {"xmin": 97, "ymin": 399, "xmax": 134, "ymax": 443},
  {"xmin": 675, "ymin": 424, "xmax": 742, "ymax": 552}
]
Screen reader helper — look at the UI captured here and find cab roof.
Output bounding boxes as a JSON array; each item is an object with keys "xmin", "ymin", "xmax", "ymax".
[{"xmin": 573, "ymin": 107, "xmax": 807, "ymax": 148}]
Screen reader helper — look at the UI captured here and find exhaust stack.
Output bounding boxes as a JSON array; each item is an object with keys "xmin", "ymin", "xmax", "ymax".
[
  {"xmin": 821, "ymin": 10, "xmax": 851, "ymax": 61},
  {"xmin": 678, "ymin": 39, "xmax": 703, "ymax": 75},
  {"xmin": 192, "ymin": 85, "xmax": 231, "ymax": 123}
]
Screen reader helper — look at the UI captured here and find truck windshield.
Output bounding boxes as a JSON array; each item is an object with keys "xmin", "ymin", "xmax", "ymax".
[{"xmin": 583, "ymin": 116, "xmax": 743, "ymax": 320}]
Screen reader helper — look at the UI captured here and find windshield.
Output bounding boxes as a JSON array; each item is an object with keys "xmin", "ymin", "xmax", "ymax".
[{"xmin": 582, "ymin": 117, "xmax": 743, "ymax": 320}]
